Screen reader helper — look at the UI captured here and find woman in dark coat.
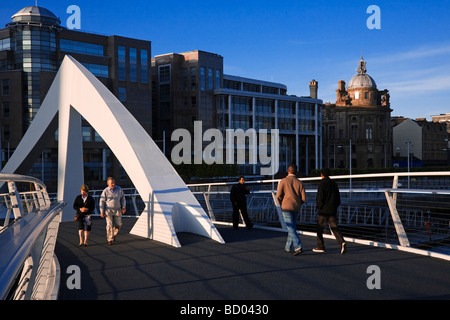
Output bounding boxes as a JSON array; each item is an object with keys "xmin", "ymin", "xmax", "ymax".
[{"xmin": 73, "ymin": 184, "xmax": 96, "ymax": 246}]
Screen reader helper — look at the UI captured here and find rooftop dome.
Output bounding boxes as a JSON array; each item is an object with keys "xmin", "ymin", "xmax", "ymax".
[
  {"xmin": 10, "ymin": 6, "xmax": 60, "ymax": 26},
  {"xmin": 348, "ymin": 57, "xmax": 377, "ymax": 89}
]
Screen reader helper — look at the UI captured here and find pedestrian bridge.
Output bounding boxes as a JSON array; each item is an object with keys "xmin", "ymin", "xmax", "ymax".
[{"xmin": 1, "ymin": 171, "xmax": 449, "ymax": 300}]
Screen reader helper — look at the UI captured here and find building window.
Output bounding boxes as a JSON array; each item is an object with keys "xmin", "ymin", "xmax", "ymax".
[
  {"xmin": 200, "ymin": 67, "xmax": 205, "ymax": 91},
  {"xmin": 190, "ymin": 67, "xmax": 196, "ymax": 91},
  {"xmin": 215, "ymin": 69, "xmax": 221, "ymax": 89},
  {"xmin": 0, "ymin": 38, "xmax": 10, "ymax": 51},
  {"xmin": 82, "ymin": 127, "xmax": 91, "ymax": 142},
  {"xmin": 60, "ymin": 39, "xmax": 104, "ymax": 56},
  {"xmin": 3, "ymin": 124, "xmax": 10, "ymax": 141},
  {"xmin": 159, "ymin": 84, "xmax": 170, "ymax": 102},
  {"xmin": 159, "ymin": 65, "xmax": 171, "ymax": 83},
  {"xmin": 355, "ymin": 91, "xmax": 359, "ymax": 99},
  {"xmin": 94, "ymin": 130, "xmax": 103, "ymax": 142},
  {"xmin": 182, "ymin": 68, "xmax": 188, "ymax": 91},
  {"xmin": 118, "ymin": 46, "xmax": 126, "ymax": 81},
  {"xmin": 329, "ymin": 126, "xmax": 335, "ymax": 140},
  {"xmin": 2, "ymin": 79, "xmax": 9, "ymax": 96},
  {"xmin": 81, "ymin": 63, "xmax": 109, "ymax": 77},
  {"xmin": 140, "ymin": 49, "xmax": 148, "ymax": 83},
  {"xmin": 129, "ymin": 48, "xmax": 137, "ymax": 82},
  {"xmin": 3, "ymin": 102, "xmax": 10, "ymax": 118},
  {"xmin": 351, "ymin": 124, "xmax": 358, "ymax": 139},
  {"xmin": 366, "ymin": 125, "xmax": 373, "ymax": 140},
  {"xmin": 208, "ymin": 68, "xmax": 213, "ymax": 91},
  {"xmin": 118, "ymin": 87, "xmax": 126, "ymax": 102}
]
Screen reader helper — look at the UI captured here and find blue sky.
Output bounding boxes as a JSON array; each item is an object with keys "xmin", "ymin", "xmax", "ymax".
[{"xmin": 2, "ymin": 0, "xmax": 450, "ymax": 120}]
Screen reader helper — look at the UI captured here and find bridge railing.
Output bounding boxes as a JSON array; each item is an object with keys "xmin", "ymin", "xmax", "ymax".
[
  {"xmin": 0, "ymin": 174, "xmax": 66, "ymax": 300},
  {"xmin": 187, "ymin": 172, "xmax": 450, "ymax": 258},
  {"xmin": 77, "ymin": 172, "xmax": 450, "ymax": 259}
]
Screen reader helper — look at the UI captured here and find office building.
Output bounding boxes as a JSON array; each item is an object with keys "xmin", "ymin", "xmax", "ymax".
[
  {"xmin": 0, "ymin": 6, "xmax": 152, "ymax": 190},
  {"xmin": 152, "ymin": 50, "xmax": 323, "ymax": 176}
]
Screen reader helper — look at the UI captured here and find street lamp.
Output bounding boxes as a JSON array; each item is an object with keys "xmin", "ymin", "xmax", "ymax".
[{"xmin": 404, "ymin": 139, "xmax": 411, "ymax": 188}]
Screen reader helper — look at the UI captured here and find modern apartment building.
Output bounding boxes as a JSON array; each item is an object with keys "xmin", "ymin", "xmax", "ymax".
[
  {"xmin": 152, "ymin": 50, "xmax": 323, "ymax": 176},
  {"xmin": 0, "ymin": 6, "xmax": 152, "ymax": 190}
]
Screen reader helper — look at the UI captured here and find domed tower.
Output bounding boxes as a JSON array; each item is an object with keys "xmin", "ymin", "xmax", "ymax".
[
  {"xmin": 335, "ymin": 57, "xmax": 390, "ymax": 108},
  {"xmin": 8, "ymin": 6, "xmax": 61, "ymax": 26},
  {"xmin": 6, "ymin": 6, "xmax": 62, "ymax": 131},
  {"xmin": 324, "ymin": 57, "xmax": 393, "ymax": 170}
]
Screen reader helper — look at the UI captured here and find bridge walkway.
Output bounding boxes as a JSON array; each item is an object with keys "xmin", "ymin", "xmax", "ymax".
[{"xmin": 55, "ymin": 217, "xmax": 450, "ymax": 300}]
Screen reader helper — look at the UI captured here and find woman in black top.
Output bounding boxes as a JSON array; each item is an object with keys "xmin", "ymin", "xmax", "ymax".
[{"xmin": 73, "ymin": 185, "xmax": 96, "ymax": 246}]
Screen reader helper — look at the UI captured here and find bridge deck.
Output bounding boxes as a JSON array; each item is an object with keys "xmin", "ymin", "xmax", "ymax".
[{"xmin": 55, "ymin": 217, "xmax": 450, "ymax": 300}]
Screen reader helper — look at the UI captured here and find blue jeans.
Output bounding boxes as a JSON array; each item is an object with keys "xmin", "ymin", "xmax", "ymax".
[{"xmin": 282, "ymin": 210, "xmax": 302, "ymax": 251}]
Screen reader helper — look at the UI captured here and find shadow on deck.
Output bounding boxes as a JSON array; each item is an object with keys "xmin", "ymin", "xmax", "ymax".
[{"xmin": 55, "ymin": 216, "xmax": 450, "ymax": 300}]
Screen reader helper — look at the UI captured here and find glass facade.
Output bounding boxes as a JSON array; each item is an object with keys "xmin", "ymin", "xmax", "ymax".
[
  {"xmin": 129, "ymin": 48, "xmax": 137, "ymax": 82},
  {"xmin": 81, "ymin": 63, "xmax": 108, "ymax": 77},
  {"xmin": 12, "ymin": 26, "xmax": 58, "ymax": 129},
  {"xmin": 215, "ymin": 75, "xmax": 322, "ymax": 175},
  {"xmin": 1, "ymin": 6, "xmax": 152, "ymax": 190},
  {"xmin": 60, "ymin": 39, "xmax": 104, "ymax": 56},
  {"xmin": 0, "ymin": 38, "xmax": 10, "ymax": 51},
  {"xmin": 140, "ymin": 49, "xmax": 148, "ymax": 83}
]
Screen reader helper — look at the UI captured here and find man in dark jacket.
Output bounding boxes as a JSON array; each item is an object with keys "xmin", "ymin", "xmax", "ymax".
[
  {"xmin": 230, "ymin": 176, "xmax": 253, "ymax": 230},
  {"xmin": 313, "ymin": 168, "xmax": 347, "ymax": 254}
]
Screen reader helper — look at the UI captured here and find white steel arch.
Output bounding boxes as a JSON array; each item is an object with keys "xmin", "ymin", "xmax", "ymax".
[{"xmin": 1, "ymin": 55, "xmax": 224, "ymax": 248}]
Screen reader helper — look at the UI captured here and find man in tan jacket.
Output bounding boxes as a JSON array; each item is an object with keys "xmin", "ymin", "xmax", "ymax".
[{"xmin": 277, "ymin": 164, "xmax": 306, "ymax": 255}]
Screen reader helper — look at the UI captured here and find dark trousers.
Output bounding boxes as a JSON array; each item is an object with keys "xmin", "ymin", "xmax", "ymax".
[
  {"xmin": 232, "ymin": 203, "xmax": 252, "ymax": 229},
  {"xmin": 316, "ymin": 215, "xmax": 345, "ymax": 249}
]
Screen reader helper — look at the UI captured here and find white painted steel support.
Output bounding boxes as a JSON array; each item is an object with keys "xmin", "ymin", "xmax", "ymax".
[
  {"xmin": 271, "ymin": 191, "xmax": 287, "ymax": 231},
  {"xmin": 1, "ymin": 56, "xmax": 223, "ymax": 248},
  {"xmin": 384, "ymin": 190, "xmax": 410, "ymax": 247}
]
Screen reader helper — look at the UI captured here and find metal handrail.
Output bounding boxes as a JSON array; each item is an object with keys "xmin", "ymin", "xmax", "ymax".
[
  {"xmin": 0, "ymin": 173, "xmax": 66, "ymax": 300},
  {"xmin": 185, "ymin": 171, "xmax": 450, "ymax": 260}
]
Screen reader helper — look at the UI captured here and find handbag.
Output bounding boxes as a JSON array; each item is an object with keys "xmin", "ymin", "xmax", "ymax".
[{"xmin": 73, "ymin": 212, "xmax": 80, "ymax": 221}]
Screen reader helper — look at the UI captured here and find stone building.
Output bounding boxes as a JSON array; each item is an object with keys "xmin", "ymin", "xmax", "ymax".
[
  {"xmin": 323, "ymin": 57, "xmax": 392, "ymax": 170},
  {"xmin": 393, "ymin": 117, "xmax": 448, "ymax": 167}
]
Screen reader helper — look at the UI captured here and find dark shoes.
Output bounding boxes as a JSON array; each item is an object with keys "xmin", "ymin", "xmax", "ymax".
[{"xmin": 312, "ymin": 243, "xmax": 347, "ymax": 254}]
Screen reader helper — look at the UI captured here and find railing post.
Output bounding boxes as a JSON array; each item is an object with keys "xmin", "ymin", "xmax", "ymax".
[
  {"xmin": 33, "ymin": 183, "xmax": 48, "ymax": 209},
  {"xmin": 203, "ymin": 184, "xmax": 216, "ymax": 221},
  {"xmin": 392, "ymin": 174, "xmax": 399, "ymax": 207},
  {"xmin": 8, "ymin": 181, "xmax": 24, "ymax": 220},
  {"xmin": 271, "ymin": 191, "xmax": 287, "ymax": 230},
  {"xmin": 384, "ymin": 190, "xmax": 410, "ymax": 247}
]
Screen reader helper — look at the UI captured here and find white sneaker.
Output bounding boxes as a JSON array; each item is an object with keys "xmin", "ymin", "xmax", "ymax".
[{"xmin": 312, "ymin": 248, "xmax": 325, "ymax": 253}]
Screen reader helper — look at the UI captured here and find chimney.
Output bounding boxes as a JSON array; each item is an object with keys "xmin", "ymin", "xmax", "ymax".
[{"xmin": 309, "ymin": 79, "xmax": 318, "ymax": 99}]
